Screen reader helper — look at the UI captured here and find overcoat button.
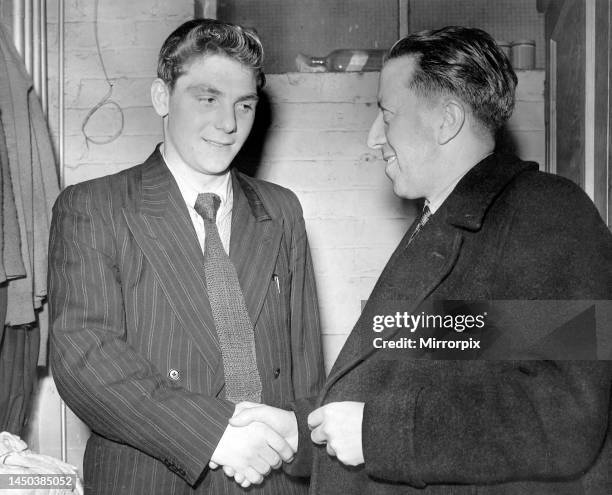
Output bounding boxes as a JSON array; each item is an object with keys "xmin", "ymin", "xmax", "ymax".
[{"xmin": 168, "ymin": 369, "xmax": 181, "ymax": 381}]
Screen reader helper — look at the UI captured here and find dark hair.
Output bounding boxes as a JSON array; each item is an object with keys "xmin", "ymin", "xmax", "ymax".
[
  {"xmin": 157, "ymin": 18, "xmax": 265, "ymax": 91},
  {"xmin": 387, "ymin": 26, "xmax": 517, "ymax": 133}
]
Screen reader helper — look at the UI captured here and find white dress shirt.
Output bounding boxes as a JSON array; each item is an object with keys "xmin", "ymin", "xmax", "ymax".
[{"xmin": 163, "ymin": 156, "xmax": 233, "ymax": 256}]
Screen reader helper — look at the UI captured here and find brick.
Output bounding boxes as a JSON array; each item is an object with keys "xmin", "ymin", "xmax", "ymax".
[
  {"xmin": 59, "ymin": 0, "xmax": 192, "ymax": 22},
  {"xmin": 65, "ymin": 49, "xmax": 157, "ymax": 79},
  {"xmin": 65, "ymin": 106, "xmax": 161, "ymax": 137},
  {"xmin": 69, "ymin": 78, "xmax": 154, "ymax": 108},
  {"xmin": 257, "ymin": 159, "xmax": 391, "ymax": 191},
  {"xmin": 306, "ymin": 216, "xmax": 410, "ymax": 250},
  {"xmin": 310, "ymin": 247, "xmax": 355, "ymax": 278},
  {"xmin": 511, "ymin": 130, "xmax": 546, "ymax": 161},
  {"xmin": 322, "ymin": 334, "xmax": 349, "ymax": 371},
  {"xmin": 268, "ymin": 102, "xmax": 378, "ymax": 131},
  {"xmin": 265, "ymin": 72, "xmax": 379, "ymax": 103},
  {"xmin": 62, "ymin": 21, "xmax": 137, "ymax": 50},
  {"xmin": 63, "ymin": 162, "xmax": 137, "ymax": 186},
  {"xmin": 134, "ymin": 19, "xmax": 192, "ymax": 49},
  {"xmin": 65, "ymin": 135, "xmax": 160, "ymax": 166},
  {"xmin": 297, "ymin": 189, "xmax": 412, "ymax": 221},
  {"xmin": 507, "ymin": 101, "xmax": 544, "ymax": 130},
  {"xmin": 358, "ymin": 218, "xmax": 414, "ymax": 248},
  {"xmin": 353, "ymin": 275, "xmax": 380, "ymax": 301},
  {"xmin": 515, "ymin": 70, "xmax": 545, "ymax": 101},
  {"xmin": 261, "ymin": 130, "xmax": 371, "ymax": 161},
  {"xmin": 306, "ymin": 219, "xmax": 365, "ymax": 249},
  {"xmin": 100, "ymin": 48, "xmax": 159, "ymax": 77},
  {"xmin": 316, "ymin": 275, "xmax": 364, "ymax": 332},
  {"xmin": 65, "ymin": 50, "xmax": 108, "ymax": 80}
]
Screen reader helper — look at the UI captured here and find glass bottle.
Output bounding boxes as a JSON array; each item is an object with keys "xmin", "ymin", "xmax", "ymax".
[{"xmin": 306, "ymin": 49, "xmax": 387, "ymax": 72}]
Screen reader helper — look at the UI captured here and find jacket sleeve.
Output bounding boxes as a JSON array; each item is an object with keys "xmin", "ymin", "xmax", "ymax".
[
  {"xmin": 48, "ymin": 184, "xmax": 234, "ymax": 486},
  {"xmin": 281, "ymin": 192, "xmax": 324, "ymax": 479},
  {"xmin": 287, "ymin": 197, "xmax": 325, "ymax": 399},
  {"xmin": 362, "ymin": 176, "xmax": 612, "ymax": 487}
]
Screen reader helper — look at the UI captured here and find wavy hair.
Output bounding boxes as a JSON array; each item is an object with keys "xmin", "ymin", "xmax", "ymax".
[{"xmin": 157, "ymin": 18, "xmax": 265, "ymax": 91}]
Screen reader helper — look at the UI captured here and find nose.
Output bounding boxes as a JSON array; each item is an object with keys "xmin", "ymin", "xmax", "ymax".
[
  {"xmin": 215, "ymin": 104, "xmax": 237, "ymax": 134},
  {"xmin": 367, "ymin": 111, "xmax": 386, "ymax": 149}
]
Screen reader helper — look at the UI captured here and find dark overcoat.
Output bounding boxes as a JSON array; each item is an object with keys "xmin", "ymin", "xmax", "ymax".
[{"xmin": 290, "ymin": 153, "xmax": 612, "ymax": 495}]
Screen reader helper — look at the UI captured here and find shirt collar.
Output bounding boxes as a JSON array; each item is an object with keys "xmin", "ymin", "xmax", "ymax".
[
  {"xmin": 425, "ymin": 174, "xmax": 464, "ymax": 215},
  {"xmin": 426, "ymin": 152, "xmax": 495, "ymax": 215},
  {"xmin": 161, "ymin": 149, "xmax": 233, "ymax": 214}
]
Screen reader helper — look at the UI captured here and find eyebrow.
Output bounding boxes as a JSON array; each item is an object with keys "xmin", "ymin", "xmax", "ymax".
[{"xmin": 186, "ymin": 84, "xmax": 259, "ymax": 102}]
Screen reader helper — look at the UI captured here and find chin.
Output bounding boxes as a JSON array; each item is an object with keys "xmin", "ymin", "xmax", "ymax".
[
  {"xmin": 196, "ymin": 161, "xmax": 233, "ymax": 176},
  {"xmin": 392, "ymin": 184, "xmax": 417, "ymax": 200}
]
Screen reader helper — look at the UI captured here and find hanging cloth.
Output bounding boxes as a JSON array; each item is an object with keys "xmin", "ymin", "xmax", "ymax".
[
  {"xmin": 0, "ymin": 23, "xmax": 60, "ymax": 435},
  {"xmin": 0, "ymin": 23, "xmax": 59, "ymax": 350}
]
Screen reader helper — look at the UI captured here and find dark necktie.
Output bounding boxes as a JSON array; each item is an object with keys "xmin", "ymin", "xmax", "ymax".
[
  {"xmin": 408, "ymin": 204, "xmax": 432, "ymax": 245},
  {"xmin": 194, "ymin": 193, "xmax": 262, "ymax": 403}
]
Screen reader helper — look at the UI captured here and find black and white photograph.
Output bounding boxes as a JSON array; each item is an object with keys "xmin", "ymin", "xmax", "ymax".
[{"xmin": 0, "ymin": 0, "xmax": 611, "ymax": 494}]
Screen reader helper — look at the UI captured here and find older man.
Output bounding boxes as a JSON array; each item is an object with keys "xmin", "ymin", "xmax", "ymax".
[{"xmin": 232, "ymin": 26, "xmax": 612, "ymax": 494}]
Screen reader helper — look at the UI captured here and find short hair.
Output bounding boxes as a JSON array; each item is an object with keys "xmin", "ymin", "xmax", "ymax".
[
  {"xmin": 157, "ymin": 18, "xmax": 265, "ymax": 91},
  {"xmin": 387, "ymin": 26, "xmax": 517, "ymax": 134}
]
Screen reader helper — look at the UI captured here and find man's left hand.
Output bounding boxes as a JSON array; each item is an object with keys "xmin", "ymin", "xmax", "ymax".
[{"xmin": 307, "ymin": 402, "xmax": 365, "ymax": 466}]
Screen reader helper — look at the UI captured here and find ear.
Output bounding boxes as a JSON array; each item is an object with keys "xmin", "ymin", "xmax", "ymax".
[
  {"xmin": 151, "ymin": 78, "xmax": 170, "ymax": 117},
  {"xmin": 437, "ymin": 99, "xmax": 465, "ymax": 145}
]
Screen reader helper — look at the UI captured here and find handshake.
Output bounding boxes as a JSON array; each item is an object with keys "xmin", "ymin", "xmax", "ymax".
[{"xmin": 209, "ymin": 401, "xmax": 365, "ymax": 488}]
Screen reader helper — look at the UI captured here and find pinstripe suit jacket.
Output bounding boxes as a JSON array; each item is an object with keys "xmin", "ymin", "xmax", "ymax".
[{"xmin": 49, "ymin": 148, "xmax": 325, "ymax": 495}]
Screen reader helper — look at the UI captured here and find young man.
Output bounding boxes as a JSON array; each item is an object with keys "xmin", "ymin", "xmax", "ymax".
[
  {"xmin": 49, "ymin": 19, "xmax": 324, "ymax": 494},
  {"xmin": 231, "ymin": 26, "xmax": 612, "ymax": 494}
]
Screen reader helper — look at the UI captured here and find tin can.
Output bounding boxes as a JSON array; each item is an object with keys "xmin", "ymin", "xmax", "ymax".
[{"xmin": 511, "ymin": 40, "xmax": 535, "ymax": 70}]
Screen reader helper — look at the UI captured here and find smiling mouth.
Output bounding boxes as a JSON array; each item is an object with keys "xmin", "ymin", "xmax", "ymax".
[
  {"xmin": 383, "ymin": 154, "xmax": 397, "ymax": 164},
  {"xmin": 203, "ymin": 138, "xmax": 234, "ymax": 148}
]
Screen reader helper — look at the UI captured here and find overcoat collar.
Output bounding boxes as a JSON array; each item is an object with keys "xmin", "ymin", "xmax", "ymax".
[
  {"xmin": 323, "ymin": 153, "xmax": 538, "ymax": 394},
  {"xmin": 122, "ymin": 148, "xmax": 283, "ymax": 386},
  {"xmin": 442, "ymin": 153, "xmax": 538, "ymax": 230}
]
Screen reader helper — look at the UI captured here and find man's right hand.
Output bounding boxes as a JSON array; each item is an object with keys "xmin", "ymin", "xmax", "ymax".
[
  {"xmin": 230, "ymin": 403, "xmax": 298, "ymax": 452},
  {"xmin": 209, "ymin": 418, "xmax": 294, "ymax": 488}
]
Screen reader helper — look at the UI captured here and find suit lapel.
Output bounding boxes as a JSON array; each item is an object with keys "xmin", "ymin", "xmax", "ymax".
[
  {"xmin": 229, "ymin": 171, "xmax": 283, "ymax": 327},
  {"xmin": 122, "ymin": 150, "xmax": 221, "ymax": 372}
]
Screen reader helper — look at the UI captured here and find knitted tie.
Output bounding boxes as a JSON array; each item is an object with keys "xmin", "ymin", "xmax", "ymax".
[
  {"xmin": 194, "ymin": 193, "xmax": 262, "ymax": 403},
  {"xmin": 408, "ymin": 204, "xmax": 432, "ymax": 245}
]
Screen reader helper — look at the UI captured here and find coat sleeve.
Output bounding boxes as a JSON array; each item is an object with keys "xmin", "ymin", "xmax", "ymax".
[
  {"xmin": 48, "ymin": 184, "xmax": 234, "ymax": 486},
  {"xmin": 362, "ymin": 176, "xmax": 612, "ymax": 487}
]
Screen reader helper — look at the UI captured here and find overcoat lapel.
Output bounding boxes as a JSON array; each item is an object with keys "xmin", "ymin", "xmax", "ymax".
[
  {"xmin": 229, "ymin": 171, "xmax": 283, "ymax": 328},
  {"xmin": 122, "ymin": 151, "xmax": 220, "ymax": 372},
  {"xmin": 323, "ymin": 220, "xmax": 463, "ymax": 395},
  {"xmin": 322, "ymin": 153, "xmax": 539, "ymax": 395}
]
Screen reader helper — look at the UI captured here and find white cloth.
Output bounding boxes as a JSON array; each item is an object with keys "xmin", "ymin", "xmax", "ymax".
[{"xmin": 0, "ymin": 431, "xmax": 83, "ymax": 495}]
